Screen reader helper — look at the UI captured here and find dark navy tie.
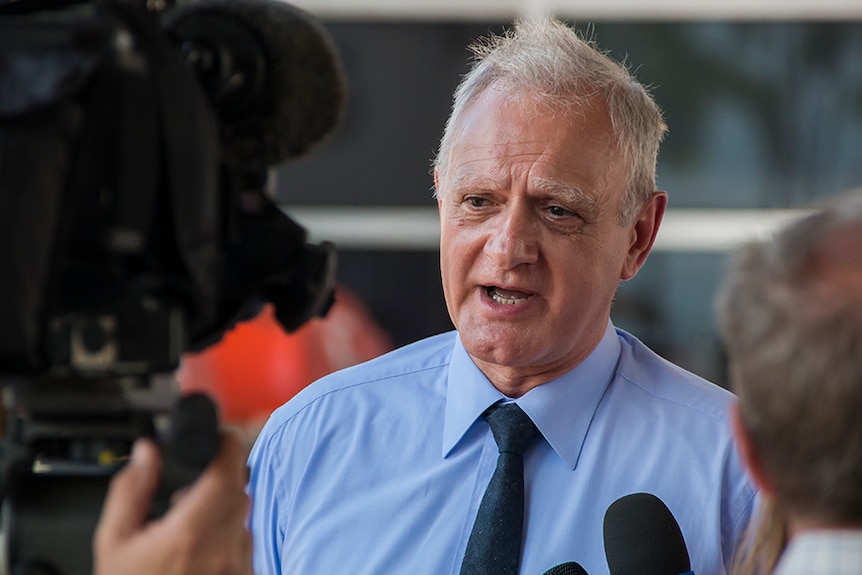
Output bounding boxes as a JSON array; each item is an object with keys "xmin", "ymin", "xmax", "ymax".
[{"xmin": 460, "ymin": 403, "xmax": 539, "ymax": 575}]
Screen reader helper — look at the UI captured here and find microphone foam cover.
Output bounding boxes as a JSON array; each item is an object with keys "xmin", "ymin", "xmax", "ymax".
[
  {"xmin": 167, "ymin": 0, "xmax": 347, "ymax": 167},
  {"xmin": 543, "ymin": 562, "xmax": 590, "ymax": 575},
  {"xmin": 603, "ymin": 492, "xmax": 691, "ymax": 575}
]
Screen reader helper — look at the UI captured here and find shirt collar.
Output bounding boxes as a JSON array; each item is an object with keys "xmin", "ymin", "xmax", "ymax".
[{"xmin": 442, "ymin": 320, "xmax": 621, "ymax": 469}]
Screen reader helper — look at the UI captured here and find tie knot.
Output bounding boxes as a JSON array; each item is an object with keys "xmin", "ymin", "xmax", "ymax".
[{"xmin": 484, "ymin": 403, "xmax": 538, "ymax": 456}]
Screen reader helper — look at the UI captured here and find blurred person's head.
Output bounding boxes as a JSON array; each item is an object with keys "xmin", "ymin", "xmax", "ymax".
[{"xmin": 718, "ymin": 189, "xmax": 862, "ymax": 531}]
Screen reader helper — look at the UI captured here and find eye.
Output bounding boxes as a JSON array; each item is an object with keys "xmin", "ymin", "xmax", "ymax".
[
  {"xmin": 465, "ymin": 196, "xmax": 492, "ymax": 208},
  {"xmin": 548, "ymin": 205, "xmax": 575, "ymax": 218}
]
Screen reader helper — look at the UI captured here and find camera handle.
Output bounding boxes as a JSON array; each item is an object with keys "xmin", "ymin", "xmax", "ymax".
[{"xmin": 151, "ymin": 392, "xmax": 221, "ymax": 518}]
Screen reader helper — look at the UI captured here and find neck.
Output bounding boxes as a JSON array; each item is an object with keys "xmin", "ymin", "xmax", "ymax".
[{"xmin": 474, "ymin": 354, "xmax": 589, "ymax": 398}]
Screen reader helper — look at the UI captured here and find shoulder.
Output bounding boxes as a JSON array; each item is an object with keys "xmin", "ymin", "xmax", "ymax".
[
  {"xmin": 612, "ymin": 328, "xmax": 736, "ymax": 422},
  {"xmin": 256, "ymin": 330, "xmax": 457, "ymax": 433}
]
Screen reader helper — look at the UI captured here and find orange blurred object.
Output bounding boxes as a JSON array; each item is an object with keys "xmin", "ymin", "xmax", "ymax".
[{"xmin": 177, "ymin": 286, "xmax": 392, "ymax": 426}]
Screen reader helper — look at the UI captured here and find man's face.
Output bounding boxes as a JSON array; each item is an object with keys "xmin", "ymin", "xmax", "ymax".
[{"xmin": 436, "ymin": 87, "xmax": 658, "ymax": 394}]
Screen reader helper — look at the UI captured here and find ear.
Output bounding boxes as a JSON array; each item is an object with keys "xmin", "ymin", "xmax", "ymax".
[
  {"xmin": 620, "ymin": 191, "xmax": 667, "ymax": 280},
  {"xmin": 731, "ymin": 402, "xmax": 777, "ymax": 498}
]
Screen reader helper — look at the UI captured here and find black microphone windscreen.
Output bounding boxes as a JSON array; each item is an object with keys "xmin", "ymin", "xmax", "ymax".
[
  {"xmin": 603, "ymin": 492, "xmax": 691, "ymax": 575},
  {"xmin": 543, "ymin": 562, "xmax": 590, "ymax": 575},
  {"xmin": 165, "ymin": 0, "xmax": 347, "ymax": 167}
]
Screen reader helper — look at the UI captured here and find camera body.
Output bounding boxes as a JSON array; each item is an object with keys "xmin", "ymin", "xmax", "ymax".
[{"xmin": 0, "ymin": 0, "xmax": 343, "ymax": 572}]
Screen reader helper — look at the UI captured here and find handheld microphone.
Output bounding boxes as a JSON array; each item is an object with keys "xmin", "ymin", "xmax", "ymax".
[
  {"xmin": 603, "ymin": 492, "xmax": 693, "ymax": 575},
  {"xmin": 163, "ymin": 0, "xmax": 347, "ymax": 168},
  {"xmin": 542, "ymin": 562, "xmax": 590, "ymax": 575}
]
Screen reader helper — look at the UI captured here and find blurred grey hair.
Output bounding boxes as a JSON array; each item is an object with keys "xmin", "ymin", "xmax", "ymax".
[
  {"xmin": 432, "ymin": 18, "xmax": 667, "ymax": 225},
  {"xmin": 716, "ymin": 189, "xmax": 862, "ymax": 523}
]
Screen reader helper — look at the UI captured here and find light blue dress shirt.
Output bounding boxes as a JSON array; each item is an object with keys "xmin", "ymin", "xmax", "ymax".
[{"xmin": 248, "ymin": 321, "xmax": 757, "ymax": 575}]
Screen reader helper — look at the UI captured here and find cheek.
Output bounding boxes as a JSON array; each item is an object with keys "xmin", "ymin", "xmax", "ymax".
[
  {"xmin": 441, "ymin": 248, "xmax": 469, "ymax": 284},
  {"xmin": 440, "ymin": 223, "xmax": 479, "ymax": 271},
  {"xmin": 439, "ymin": 250, "xmax": 452, "ymax": 294},
  {"xmin": 439, "ymin": 236, "xmax": 461, "ymax": 294},
  {"xmin": 548, "ymin": 244, "xmax": 619, "ymax": 304},
  {"xmin": 438, "ymin": 241, "xmax": 467, "ymax": 329}
]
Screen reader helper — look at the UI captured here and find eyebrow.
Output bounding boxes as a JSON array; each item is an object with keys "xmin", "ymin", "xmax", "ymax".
[
  {"xmin": 532, "ymin": 177, "xmax": 600, "ymax": 220},
  {"xmin": 445, "ymin": 172, "xmax": 601, "ymax": 220}
]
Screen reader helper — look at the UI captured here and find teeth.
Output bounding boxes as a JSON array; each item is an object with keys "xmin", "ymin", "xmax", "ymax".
[{"xmin": 490, "ymin": 290, "xmax": 528, "ymax": 305}]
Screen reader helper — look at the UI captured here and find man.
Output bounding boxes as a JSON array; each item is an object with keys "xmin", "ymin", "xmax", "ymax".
[
  {"xmin": 248, "ymin": 18, "xmax": 757, "ymax": 575},
  {"xmin": 94, "ymin": 432, "xmax": 253, "ymax": 575},
  {"xmin": 717, "ymin": 189, "xmax": 862, "ymax": 574}
]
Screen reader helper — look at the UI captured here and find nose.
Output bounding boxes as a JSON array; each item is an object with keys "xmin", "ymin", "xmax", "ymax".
[{"xmin": 484, "ymin": 202, "xmax": 539, "ymax": 269}]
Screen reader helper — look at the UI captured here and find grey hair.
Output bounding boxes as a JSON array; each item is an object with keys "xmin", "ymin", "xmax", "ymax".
[
  {"xmin": 432, "ymin": 18, "xmax": 667, "ymax": 225},
  {"xmin": 716, "ymin": 188, "xmax": 862, "ymax": 523}
]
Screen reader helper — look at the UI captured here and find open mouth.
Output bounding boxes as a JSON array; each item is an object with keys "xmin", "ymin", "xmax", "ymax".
[{"xmin": 485, "ymin": 286, "xmax": 531, "ymax": 305}]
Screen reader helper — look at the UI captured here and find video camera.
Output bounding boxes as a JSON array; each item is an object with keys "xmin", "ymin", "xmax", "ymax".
[{"xmin": 0, "ymin": 0, "xmax": 345, "ymax": 572}]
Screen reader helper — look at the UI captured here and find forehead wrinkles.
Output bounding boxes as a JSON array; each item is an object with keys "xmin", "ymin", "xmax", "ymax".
[{"xmin": 445, "ymin": 143, "xmax": 587, "ymax": 194}]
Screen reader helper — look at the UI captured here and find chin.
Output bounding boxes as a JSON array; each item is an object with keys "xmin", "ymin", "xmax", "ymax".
[{"xmin": 464, "ymin": 333, "xmax": 537, "ymax": 366}]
